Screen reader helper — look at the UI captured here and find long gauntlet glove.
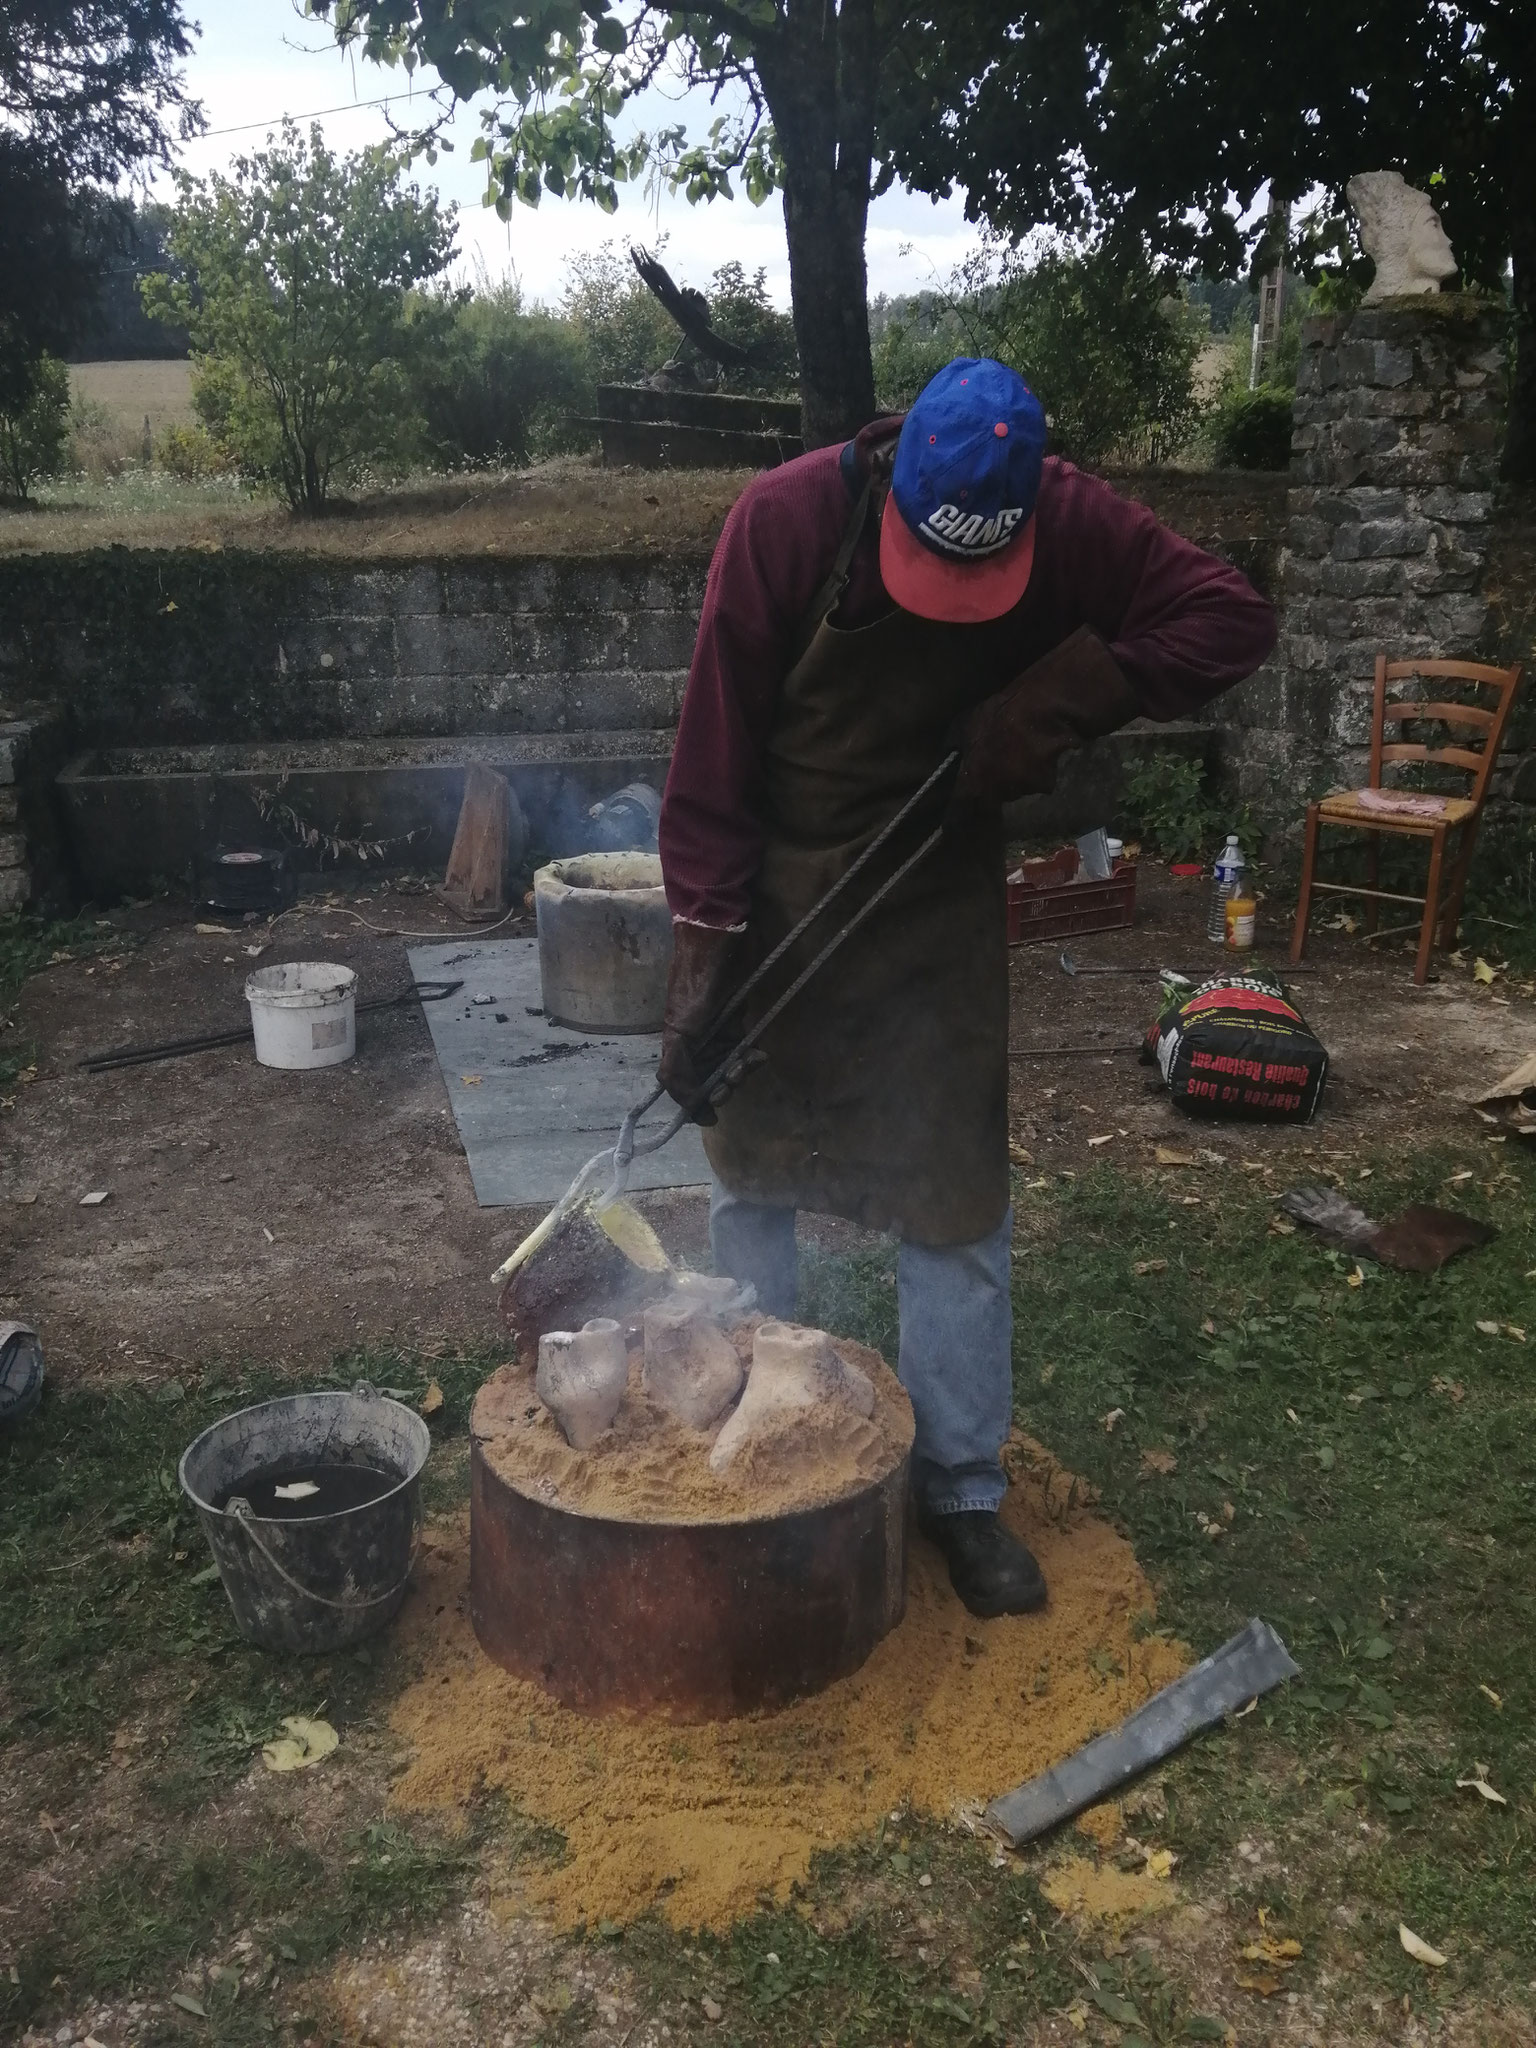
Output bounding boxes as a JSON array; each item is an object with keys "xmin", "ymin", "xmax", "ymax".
[{"xmin": 947, "ymin": 626, "xmax": 1140, "ymax": 824}]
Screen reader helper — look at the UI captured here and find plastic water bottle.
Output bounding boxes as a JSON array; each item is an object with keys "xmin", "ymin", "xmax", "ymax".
[{"xmin": 1207, "ymin": 835, "xmax": 1245, "ymax": 943}]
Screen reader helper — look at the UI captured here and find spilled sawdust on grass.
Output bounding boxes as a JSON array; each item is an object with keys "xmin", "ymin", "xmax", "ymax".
[
  {"xmin": 1040, "ymin": 1854, "xmax": 1180, "ymax": 1923},
  {"xmin": 388, "ymin": 1436, "xmax": 1188, "ymax": 1932}
]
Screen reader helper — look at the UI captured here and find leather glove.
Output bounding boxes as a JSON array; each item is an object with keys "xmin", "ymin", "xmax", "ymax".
[
  {"xmin": 947, "ymin": 626, "xmax": 1140, "ymax": 825},
  {"xmin": 657, "ymin": 922, "xmax": 763, "ymax": 1126}
]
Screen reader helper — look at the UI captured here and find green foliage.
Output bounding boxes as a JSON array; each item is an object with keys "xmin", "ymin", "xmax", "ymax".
[
  {"xmin": 1119, "ymin": 750, "xmax": 1256, "ymax": 862},
  {"xmin": 0, "ymin": 354, "xmax": 71, "ymax": 500},
  {"xmin": 143, "ymin": 123, "xmax": 457, "ymax": 510},
  {"xmin": 1211, "ymin": 385, "xmax": 1295, "ymax": 471},
  {"xmin": 154, "ymin": 420, "xmax": 231, "ymax": 483},
  {"xmin": 559, "ymin": 241, "xmax": 681, "ymax": 386},
  {"xmin": 412, "ymin": 275, "xmax": 594, "ymax": 467},
  {"xmin": 704, "ymin": 260, "xmax": 799, "ymax": 396},
  {"xmin": 876, "ymin": 238, "xmax": 1203, "ymax": 467}
]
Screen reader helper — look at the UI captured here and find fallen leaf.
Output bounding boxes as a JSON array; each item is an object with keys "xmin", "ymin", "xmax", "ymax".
[
  {"xmin": 1473, "ymin": 957, "xmax": 1498, "ymax": 984},
  {"xmin": 1090, "ymin": 1987, "xmax": 1141, "ymax": 2026},
  {"xmin": 1347, "ymin": 1265, "xmax": 1365, "ymax": 1288},
  {"xmin": 1236, "ymin": 1972, "xmax": 1282, "ymax": 1996},
  {"xmin": 1505, "ymin": 1324, "xmax": 1527, "ymax": 1343},
  {"xmin": 1140, "ymin": 1448, "xmax": 1178, "ymax": 1477},
  {"xmin": 1087, "ymin": 1133, "xmax": 1114, "ymax": 1148},
  {"xmin": 1475, "ymin": 1319, "xmax": 1501, "ymax": 1336},
  {"xmin": 194, "ymin": 921, "xmax": 230, "ymax": 935},
  {"xmin": 1456, "ymin": 1773, "xmax": 1507, "ymax": 1805},
  {"xmin": 1008, "ymin": 1143, "xmax": 1034, "ymax": 1165},
  {"xmin": 1286, "ymin": 1407, "xmax": 1300, "ymax": 1424},
  {"xmin": 1144, "ymin": 1847, "xmax": 1177, "ymax": 1879},
  {"xmin": 1133, "ymin": 1258, "xmax": 1167, "ymax": 1276},
  {"xmin": 262, "ymin": 1226, "xmax": 274, "ymax": 1243},
  {"xmin": 1240, "ymin": 1937, "xmax": 1302, "ymax": 1964},
  {"xmin": 701, "ymin": 1996, "xmax": 723, "ymax": 2022},
  {"xmin": 79, "ymin": 1190, "xmax": 109, "ymax": 1206},
  {"xmin": 261, "ymin": 1715, "xmax": 339, "ymax": 1773},
  {"xmin": 1479, "ymin": 1684, "xmax": 1503, "ymax": 1709},
  {"xmin": 461, "ymin": 1074, "xmax": 483, "ymax": 1086},
  {"xmin": 1268, "ymin": 1215, "xmax": 1297, "ymax": 1237},
  {"xmin": 1447, "ymin": 1169, "xmax": 1475, "ymax": 1185},
  {"xmin": 1156, "ymin": 1148, "xmax": 1196, "ymax": 1167},
  {"xmin": 171, "ymin": 1993, "xmax": 207, "ymax": 2017},
  {"xmin": 273, "ymin": 1481, "xmax": 320, "ymax": 1502},
  {"xmin": 1399, "ymin": 1924, "xmax": 1447, "ymax": 1968},
  {"xmin": 420, "ymin": 1379, "xmax": 444, "ymax": 1416},
  {"xmin": 1103, "ymin": 1408, "xmax": 1126, "ymax": 1433}
]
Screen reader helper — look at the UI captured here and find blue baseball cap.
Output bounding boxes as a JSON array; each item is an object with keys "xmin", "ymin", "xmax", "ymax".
[{"xmin": 880, "ymin": 357, "xmax": 1047, "ymax": 623}]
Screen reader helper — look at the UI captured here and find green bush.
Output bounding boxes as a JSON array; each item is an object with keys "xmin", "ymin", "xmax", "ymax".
[
  {"xmin": 0, "ymin": 355, "xmax": 71, "ymax": 500},
  {"xmin": 703, "ymin": 261, "xmax": 798, "ymax": 395},
  {"xmin": 144, "ymin": 123, "xmax": 456, "ymax": 510},
  {"xmin": 1211, "ymin": 385, "xmax": 1294, "ymax": 470},
  {"xmin": 869, "ymin": 240, "xmax": 1203, "ymax": 465},
  {"xmin": 155, "ymin": 420, "xmax": 231, "ymax": 481},
  {"xmin": 412, "ymin": 280, "xmax": 593, "ymax": 467},
  {"xmin": 1119, "ymin": 751, "xmax": 1256, "ymax": 863}
]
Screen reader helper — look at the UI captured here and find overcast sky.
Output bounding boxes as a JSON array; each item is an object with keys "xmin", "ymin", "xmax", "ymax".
[{"xmin": 155, "ymin": 0, "xmax": 988, "ymax": 308}]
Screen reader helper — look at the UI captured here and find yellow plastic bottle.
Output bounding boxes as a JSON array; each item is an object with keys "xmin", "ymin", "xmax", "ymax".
[{"xmin": 1224, "ymin": 891, "xmax": 1257, "ymax": 950}]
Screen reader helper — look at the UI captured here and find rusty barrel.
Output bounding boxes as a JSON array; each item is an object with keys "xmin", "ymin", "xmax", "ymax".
[{"xmin": 469, "ymin": 1434, "xmax": 909, "ymax": 1720}]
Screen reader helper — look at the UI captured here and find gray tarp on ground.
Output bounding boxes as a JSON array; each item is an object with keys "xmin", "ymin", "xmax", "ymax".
[{"xmin": 407, "ymin": 936, "xmax": 709, "ymax": 1207}]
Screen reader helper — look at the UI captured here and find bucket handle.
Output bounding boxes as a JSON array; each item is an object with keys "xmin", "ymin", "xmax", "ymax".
[{"xmin": 225, "ymin": 1493, "xmax": 422, "ymax": 1614}]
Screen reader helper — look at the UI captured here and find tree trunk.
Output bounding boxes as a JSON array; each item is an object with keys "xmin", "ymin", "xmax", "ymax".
[{"xmin": 757, "ymin": 0, "xmax": 879, "ymax": 448}]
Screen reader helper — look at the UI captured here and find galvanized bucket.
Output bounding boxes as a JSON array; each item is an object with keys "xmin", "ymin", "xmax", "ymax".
[{"xmin": 179, "ymin": 1385, "xmax": 430, "ymax": 1654}]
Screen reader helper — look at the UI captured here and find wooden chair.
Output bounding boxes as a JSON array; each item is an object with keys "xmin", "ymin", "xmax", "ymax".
[{"xmin": 1290, "ymin": 655, "xmax": 1523, "ymax": 984}]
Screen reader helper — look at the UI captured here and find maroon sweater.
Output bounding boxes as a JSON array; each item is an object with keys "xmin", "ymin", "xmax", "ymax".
[{"xmin": 659, "ymin": 430, "xmax": 1277, "ymax": 928}]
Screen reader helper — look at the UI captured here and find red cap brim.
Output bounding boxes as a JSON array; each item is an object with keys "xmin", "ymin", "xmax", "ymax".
[{"xmin": 879, "ymin": 492, "xmax": 1036, "ymax": 623}]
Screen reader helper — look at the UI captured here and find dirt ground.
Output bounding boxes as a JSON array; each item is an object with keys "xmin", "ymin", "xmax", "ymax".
[{"xmin": 3, "ymin": 864, "xmax": 1527, "ymax": 1390}]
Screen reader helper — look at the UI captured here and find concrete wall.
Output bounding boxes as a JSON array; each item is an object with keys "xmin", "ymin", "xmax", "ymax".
[{"xmin": 0, "ymin": 554, "xmax": 708, "ymax": 748}]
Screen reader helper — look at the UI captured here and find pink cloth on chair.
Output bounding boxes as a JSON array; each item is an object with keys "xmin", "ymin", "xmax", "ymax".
[{"xmin": 1352, "ymin": 788, "xmax": 1451, "ymax": 820}]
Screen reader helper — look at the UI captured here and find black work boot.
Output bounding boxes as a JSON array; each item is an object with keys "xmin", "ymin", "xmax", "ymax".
[{"xmin": 918, "ymin": 1509, "xmax": 1048, "ymax": 1618}]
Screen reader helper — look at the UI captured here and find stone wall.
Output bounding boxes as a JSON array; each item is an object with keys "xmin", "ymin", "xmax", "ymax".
[
  {"xmin": 0, "ymin": 705, "xmax": 71, "ymax": 912},
  {"xmin": 1220, "ymin": 297, "xmax": 1515, "ymax": 812},
  {"xmin": 0, "ymin": 554, "xmax": 708, "ymax": 748}
]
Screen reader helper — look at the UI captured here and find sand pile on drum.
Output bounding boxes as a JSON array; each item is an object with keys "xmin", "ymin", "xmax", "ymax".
[
  {"xmin": 477, "ymin": 1312, "xmax": 913, "ymax": 1522},
  {"xmin": 389, "ymin": 1435, "xmax": 1189, "ymax": 1931}
]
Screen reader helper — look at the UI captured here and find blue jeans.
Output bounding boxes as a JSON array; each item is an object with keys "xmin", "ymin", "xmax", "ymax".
[{"xmin": 708, "ymin": 1179, "xmax": 1014, "ymax": 1517}]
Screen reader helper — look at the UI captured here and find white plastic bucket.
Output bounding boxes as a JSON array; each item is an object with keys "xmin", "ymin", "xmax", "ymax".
[{"xmin": 245, "ymin": 961, "xmax": 357, "ymax": 1070}]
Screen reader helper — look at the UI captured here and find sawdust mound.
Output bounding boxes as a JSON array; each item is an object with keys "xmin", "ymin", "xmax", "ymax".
[
  {"xmin": 389, "ymin": 1436, "xmax": 1188, "ymax": 1932},
  {"xmin": 472, "ymin": 1330, "xmax": 913, "ymax": 1523}
]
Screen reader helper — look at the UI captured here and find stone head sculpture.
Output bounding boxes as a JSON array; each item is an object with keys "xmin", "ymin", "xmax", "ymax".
[{"xmin": 1346, "ymin": 171, "xmax": 1458, "ymax": 302}]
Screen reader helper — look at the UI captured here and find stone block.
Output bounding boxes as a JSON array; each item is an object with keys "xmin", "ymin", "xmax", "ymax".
[
  {"xmin": 0, "ymin": 863, "xmax": 31, "ymax": 910},
  {"xmin": 271, "ymin": 616, "xmax": 397, "ymax": 681},
  {"xmin": 1331, "ymin": 518, "xmax": 1432, "ymax": 561},
  {"xmin": 1372, "ymin": 342, "xmax": 1415, "ymax": 388},
  {"xmin": 566, "ymin": 670, "xmax": 680, "ymax": 732},
  {"xmin": 0, "ymin": 830, "xmax": 25, "ymax": 866},
  {"xmin": 1417, "ymin": 486, "xmax": 1492, "ymax": 524},
  {"xmin": 626, "ymin": 611, "xmax": 701, "ymax": 670},
  {"xmin": 0, "ymin": 786, "xmax": 16, "ymax": 826},
  {"xmin": 0, "ymin": 721, "xmax": 28, "ymax": 784},
  {"xmin": 1286, "ymin": 516, "xmax": 1330, "ymax": 558},
  {"xmin": 1319, "ymin": 559, "xmax": 1406, "ymax": 598},
  {"xmin": 1511, "ymin": 755, "xmax": 1536, "ymax": 804}
]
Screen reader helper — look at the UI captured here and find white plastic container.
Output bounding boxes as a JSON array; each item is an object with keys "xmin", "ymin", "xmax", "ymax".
[{"xmin": 244, "ymin": 961, "xmax": 357, "ymax": 1070}]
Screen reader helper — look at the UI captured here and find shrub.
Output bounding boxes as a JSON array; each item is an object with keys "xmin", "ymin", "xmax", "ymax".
[
  {"xmin": 0, "ymin": 355, "xmax": 71, "ymax": 500},
  {"xmin": 1211, "ymin": 386, "xmax": 1294, "ymax": 471},
  {"xmin": 705, "ymin": 262, "xmax": 798, "ymax": 395},
  {"xmin": 870, "ymin": 238, "xmax": 1203, "ymax": 465},
  {"xmin": 412, "ymin": 279, "xmax": 593, "ymax": 467},
  {"xmin": 155, "ymin": 420, "xmax": 231, "ymax": 481},
  {"xmin": 1119, "ymin": 751, "xmax": 1260, "ymax": 863},
  {"xmin": 144, "ymin": 122, "xmax": 456, "ymax": 510}
]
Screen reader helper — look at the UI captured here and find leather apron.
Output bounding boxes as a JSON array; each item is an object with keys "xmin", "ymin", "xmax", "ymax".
[{"xmin": 703, "ymin": 511, "xmax": 1013, "ymax": 1248}]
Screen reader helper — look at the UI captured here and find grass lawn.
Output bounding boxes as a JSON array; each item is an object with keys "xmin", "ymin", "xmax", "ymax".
[{"xmin": 3, "ymin": 1137, "xmax": 1534, "ymax": 2045}]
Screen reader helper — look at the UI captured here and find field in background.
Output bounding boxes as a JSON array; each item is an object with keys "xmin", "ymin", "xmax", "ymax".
[{"xmin": 70, "ymin": 359, "xmax": 195, "ymax": 439}]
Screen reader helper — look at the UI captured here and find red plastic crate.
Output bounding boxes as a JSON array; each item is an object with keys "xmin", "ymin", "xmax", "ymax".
[{"xmin": 1005, "ymin": 848, "xmax": 1138, "ymax": 946}]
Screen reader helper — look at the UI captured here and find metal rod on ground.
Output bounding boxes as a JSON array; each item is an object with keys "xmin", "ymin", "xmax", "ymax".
[
  {"xmin": 79, "ymin": 980, "xmax": 464, "ymax": 1074},
  {"xmin": 1009, "ymin": 1044, "xmax": 1141, "ymax": 1059},
  {"xmin": 1058, "ymin": 948, "xmax": 1314, "ymax": 978}
]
